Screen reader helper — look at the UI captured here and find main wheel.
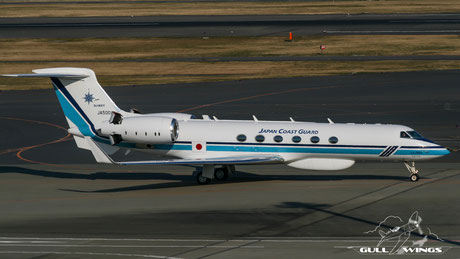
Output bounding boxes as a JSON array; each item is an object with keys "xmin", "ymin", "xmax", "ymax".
[
  {"xmin": 196, "ymin": 172, "xmax": 212, "ymax": 185},
  {"xmin": 410, "ymin": 174, "xmax": 419, "ymax": 182},
  {"xmin": 214, "ymin": 168, "xmax": 228, "ymax": 181}
]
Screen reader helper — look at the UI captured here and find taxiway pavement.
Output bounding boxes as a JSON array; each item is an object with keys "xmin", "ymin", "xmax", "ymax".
[{"xmin": 0, "ymin": 71, "xmax": 459, "ymax": 258}]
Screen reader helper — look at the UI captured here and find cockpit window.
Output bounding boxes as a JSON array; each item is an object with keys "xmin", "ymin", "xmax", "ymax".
[
  {"xmin": 401, "ymin": 131, "xmax": 423, "ymax": 139},
  {"xmin": 407, "ymin": 131, "xmax": 423, "ymax": 139},
  {"xmin": 400, "ymin": 131, "xmax": 410, "ymax": 138}
]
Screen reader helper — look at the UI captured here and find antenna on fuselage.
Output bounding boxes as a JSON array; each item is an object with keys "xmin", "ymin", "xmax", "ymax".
[
  {"xmin": 327, "ymin": 118, "xmax": 334, "ymax": 124},
  {"xmin": 252, "ymin": 115, "xmax": 259, "ymax": 122},
  {"xmin": 202, "ymin": 115, "xmax": 212, "ymax": 120},
  {"xmin": 289, "ymin": 117, "xmax": 295, "ymax": 122}
]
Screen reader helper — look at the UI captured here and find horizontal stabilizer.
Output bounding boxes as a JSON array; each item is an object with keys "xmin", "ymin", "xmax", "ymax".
[{"xmin": 2, "ymin": 73, "xmax": 88, "ymax": 78}]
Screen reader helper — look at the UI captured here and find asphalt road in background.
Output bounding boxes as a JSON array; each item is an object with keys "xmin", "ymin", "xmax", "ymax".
[{"xmin": 1, "ymin": 14, "xmax": 460, "ymax": 38}]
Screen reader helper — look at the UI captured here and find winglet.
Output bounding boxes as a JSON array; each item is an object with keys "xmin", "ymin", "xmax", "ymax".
[{"xmin": 85, "ymin": 137, "xmax": 116, "ymax": 164}]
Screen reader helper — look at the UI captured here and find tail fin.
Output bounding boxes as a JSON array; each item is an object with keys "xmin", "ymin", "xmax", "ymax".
[{"xmin": 4, "ymin": 67, "xmax": 122, "ymax": 138}]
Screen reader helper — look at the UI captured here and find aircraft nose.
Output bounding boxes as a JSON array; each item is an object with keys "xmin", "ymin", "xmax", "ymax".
[
  {"xmin": 435, "ymin": 141, "xmax": 451, "ymax": 156},
  {"xmin": 434, "ymin": 144, "xmax": 451, "ymax": 156},
  {"xmin": 441, "ymin": 147, "xmax": 451, "ymax": 156},
  {"xmin": 423, "ymin": 140, "xmax": 450, "ymax": 156}
]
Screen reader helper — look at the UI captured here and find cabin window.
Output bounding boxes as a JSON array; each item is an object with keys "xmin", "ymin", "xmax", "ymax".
[
  {"xmin": 292, "ymin": 136, "xmax": 301, "ymax": 143},
  {"xmin": 255, "ymin": 135, "xmax": 265, "ymax": 142},
  {"xmin": 329, "ymin": 136, "xmax": 338, "ymax": 144},
  {"xmin": 400, "ymin": 131, "xmax": 410, "ymax": 138},
  {"xmin": 125, "ymin": 131, "xmax": 127, "ymax": 135},
  {"xmin": 145, "ymin": 132, "xmax": 147, "ymax": 136},
  {"xmin": 158, "ymin": 132, "xmax": 160, "ymax": 136},
  {"xmin": 274, "ymin": 135, "xmax": 283, "ymax": 143},
  {"xmin": 155, "ymin": 132, "xmax": 157, "ymax": 136},
  {"xmin": 310, "ymin": 136, "xmax": 320, "ymax": 143},
  {"xmin": 135, "ymin": 132, "xmax": 137, "ymax": 135},
  {"xmin": 237, "ymin": 134, "xmax": 247, "ymax": 142}
]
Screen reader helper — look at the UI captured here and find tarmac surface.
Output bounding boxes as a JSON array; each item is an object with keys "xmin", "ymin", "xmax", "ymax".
[
  {"xmin": 0, "ymin": 71, "xmax": 459, "ymax": 258},
  {"xmin": 2, "ymin": 14, "xmax": 460, "ymax": 38}
]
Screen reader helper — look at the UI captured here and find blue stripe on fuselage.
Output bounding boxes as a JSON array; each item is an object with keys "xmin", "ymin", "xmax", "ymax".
[
  {"xmin": 150, "ymin": 143, "xmax": 447, "ymax": 157},
  {"xmin": 207, "ymin": 145, "xmax": 383, "ymax": 155},
  {"xmin": 154, "ymin": 144, "xmax": 192, "ymax": 151},
  {"xmin": 394, "ymin": 149, "xmax": 450, "ymax": 156}
]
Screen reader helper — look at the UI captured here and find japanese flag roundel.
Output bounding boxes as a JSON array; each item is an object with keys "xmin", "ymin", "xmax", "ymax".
[{"xmin": 192, "ymin": 141, "xmax": 207, "ymax": 152}]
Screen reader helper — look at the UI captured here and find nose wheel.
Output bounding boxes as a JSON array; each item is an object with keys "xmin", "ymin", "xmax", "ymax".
[{"xmin": 404, "ymin": 161, "xmax": 419, "ymax": 182}]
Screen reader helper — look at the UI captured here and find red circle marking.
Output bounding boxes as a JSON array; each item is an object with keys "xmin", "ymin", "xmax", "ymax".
[{"xmin": 196, "ymin": 144, "xmax": 202, "ymax": 150}]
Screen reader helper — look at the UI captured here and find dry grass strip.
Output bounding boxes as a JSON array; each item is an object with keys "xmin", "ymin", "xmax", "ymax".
[{"xmin": 2, "ymin": 0, "xmax": 460, "ymax": 18}]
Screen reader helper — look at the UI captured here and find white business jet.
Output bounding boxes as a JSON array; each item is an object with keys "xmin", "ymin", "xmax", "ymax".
[{"xmin": 3, "ymin": 68, "xmax": 450, "ymax": 184}]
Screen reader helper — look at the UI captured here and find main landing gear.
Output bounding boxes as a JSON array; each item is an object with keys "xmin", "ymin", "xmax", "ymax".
[
  {"xmin": 195, "ymin": 165, "xmax": 235, "ymax": 185},
  {"xmin": 404, "ymin": 161, "xmax": 419, "ymax": 182}
]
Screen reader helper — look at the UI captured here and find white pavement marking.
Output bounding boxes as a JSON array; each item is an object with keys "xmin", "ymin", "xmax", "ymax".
[
  {"xmin": 260, "ymin": 239, "xmax": 377, "ymax": 243},
  {"xmin": 0, "ymin": 251, "xmax": 182, "ymax": 258},
  {"xmin": 0, "ymin": 237, "xmax": 227, "ymax": 242},
  {"xmin": 0, "ymin": 241, "xmax": 64, "ymax": 243},
  {"xmin": 0, "ymin": 236, "xmax": 381, "ymax": 243},
  {"xmin": 0, "ymin": 244, "xmax": 264, "ymax": 248}
]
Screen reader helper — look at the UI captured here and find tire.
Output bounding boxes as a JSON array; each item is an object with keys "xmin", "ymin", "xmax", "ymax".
[
  {"xmin": 410, "ymin": 174, "xmax": 419, "ymax": 182},
  {"xmin": 196, "ymin": 172, "xmax": 211, "ymax": 185},
  {"xmin": 214, "ymin": 168, "xmax": 228, "ymax": 181}
]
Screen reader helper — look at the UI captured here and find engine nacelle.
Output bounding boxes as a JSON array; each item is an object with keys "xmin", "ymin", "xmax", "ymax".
[
  {"xmin": 287, "ymin": 158, "xmax": 355, "ymax": 170},
  {"xmin": 99, "ymin": 116, "xmax": 179, "ymax": 145}
]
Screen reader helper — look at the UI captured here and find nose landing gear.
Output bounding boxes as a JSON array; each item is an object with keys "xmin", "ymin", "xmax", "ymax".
[{"xmin": 404, "ymin": 161, "xmax": 419, "ymax": 182}]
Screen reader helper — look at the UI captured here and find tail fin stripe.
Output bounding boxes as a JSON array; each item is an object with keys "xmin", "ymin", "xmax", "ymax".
[
  {"xmin": 51, "ymin": 77, "xmax": 98, "ymax": 136},
  {"xmin": 53, "ymin": 84, "xmax": 95, "ymax": 137}
]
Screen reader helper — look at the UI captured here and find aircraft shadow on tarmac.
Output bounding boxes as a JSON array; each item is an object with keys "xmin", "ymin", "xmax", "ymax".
[
  {"xmin": 272, "ymin": 201, "xmax": 460, "ymax": 246},
  {"xmin": 0, "ymin": 166, "xmax": 410, "ymax": 193}
]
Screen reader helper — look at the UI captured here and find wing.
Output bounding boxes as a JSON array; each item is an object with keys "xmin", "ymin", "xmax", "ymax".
[
  {"xmin": 85, "ymin": 137, "xmax": 284, "ymax": 165},
  {"xmin": 117, "ymin": 155, "xmax": 284, "ymax": 165}
]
